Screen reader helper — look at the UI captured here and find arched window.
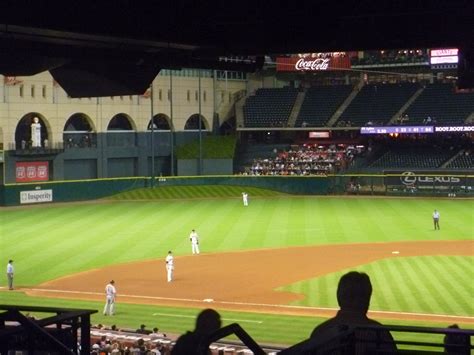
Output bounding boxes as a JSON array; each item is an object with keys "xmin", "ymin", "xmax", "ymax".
[
  {"xmin": 108, "ymin": 114, "xmax": 134, "ymax": 130},
  {"xmin": 63, "ymin": 113, "xmax": 95, "ymax": 148},
  {"xmin": 184, "ymin": 114, "xmax": 207, "ymax": 130},
  {"xmin": 148, "ymin": 114, "xmax": 172, "ymax": 130},
  {"xmin": 15, "ymin": 113, "xmax": 48, "ymax": 149}
]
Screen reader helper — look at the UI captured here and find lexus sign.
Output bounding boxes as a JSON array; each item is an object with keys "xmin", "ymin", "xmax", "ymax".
[
  {"xmin": 385, "ymin": 170, "xmax": 469, "ymax": 189},
  {"xmin": 399, "ymin": 171, "xmax": 461, "ymax": 186}
]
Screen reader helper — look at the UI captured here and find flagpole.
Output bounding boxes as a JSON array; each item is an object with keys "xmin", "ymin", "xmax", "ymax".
[{"xmin": 150, "ymin": 84, "xmax": 155, "ymax": 188}]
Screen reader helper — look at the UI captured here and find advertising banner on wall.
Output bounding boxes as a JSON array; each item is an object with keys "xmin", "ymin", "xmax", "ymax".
[
  {"xmin": 16, "ymin": 161, "xmax": 49, "ymax": 182},
  {"xmin": 20, "ymin": 189, "xmax": 53, "ymax": 204},
  {"xmin": 384, "ymin": 170, "xmax": 472, "ymax": 190},
  {"xmin": 276, "ymin": 53, "xmax": 351, "ymax": 72}
]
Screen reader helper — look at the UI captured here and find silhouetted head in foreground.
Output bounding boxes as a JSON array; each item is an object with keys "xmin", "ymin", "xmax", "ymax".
[
  {"xmin": 171, "ymin": 308, "xmax": 222, "ymax": 355},
  {"xmin": 337, "ymin": 271, "xmax": 372, "ymax": 313},
  {"xmin": 194, "ymin": 308, "xmax": 222, "ymax": 335}
]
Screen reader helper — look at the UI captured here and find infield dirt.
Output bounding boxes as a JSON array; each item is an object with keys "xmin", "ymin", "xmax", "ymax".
[{"xmin": 26, "ymin": 240, "xmax": 473, "ymax": 324}]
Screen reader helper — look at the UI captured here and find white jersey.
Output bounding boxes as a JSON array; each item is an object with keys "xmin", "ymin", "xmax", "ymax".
[
  {"xmin": 7, "ymin": 263, "xmax": 14, "ymax": 274},
  {"xmin": 189, "ymin": 231, "xmax": 199, "ymax": 244},
  {"xmin": 242, "ymin": 192, "xmax": 249, "ymax": 206},
  {"xmin": 166, "ymin": 254, "xmax": 174, "ymax": 267},
  {"xmin": 105, "ymin": 283, "xmax": 116, "ymax": 299},
  {"xmin": 433, "ymin": 211, "xmax": 440, "ymax": 219}
]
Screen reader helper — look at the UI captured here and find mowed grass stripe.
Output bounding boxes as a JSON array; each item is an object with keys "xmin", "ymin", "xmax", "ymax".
[
  {"xmin": 6, "ymin": 205, "xmax": 130, "ymax": 283},
  {"xmin": 380, "ymin": 259, "xmax": 415, "ymax": 310},
  {"xmin": 365, "ymin": 262, "xmax": 401, "ymax": 310},
  {"xmin": 431, "ymin": 256, "xmax": 474, "ymax": 314},
  {"xmin": 356, "ymin": 202, "xmax": 388, "ymax": 243},
  {"xmin": 204, "ymin": 202, "xmax": 246, "ymax": 251},
  {"xmin": 406, "ymin": 257, "xmax": 457, "ymax": 315},
  {"xmin": 278, "ymin": 255, "xmax": 473, "ymax": 318},
  {"xmin": 263, "ymin": 198, "xmax": 292, "ymax": 247},
  {"xmin": 226, "ymin": 200, "xmax": 270, "ymax": 250},
  {"xmin": 109, "ymin": 185, "xmax": 286, "ymax": 200},
  {"xmin": 389, "ymin": 257, "xmax": 437, "ymax": 314}
]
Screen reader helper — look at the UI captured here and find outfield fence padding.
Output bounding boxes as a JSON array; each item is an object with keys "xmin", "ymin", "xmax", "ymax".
[{"xmin": 1, "ymin": 173, "xmax": 472, "ymax": 206}]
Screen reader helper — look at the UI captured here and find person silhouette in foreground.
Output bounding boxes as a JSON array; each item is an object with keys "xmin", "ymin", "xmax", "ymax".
[
  {"xmin": 171, "ymin": 308, "xmax": 222, "ymax": 355},
  {"xmin": 444, "ymin": 324, "xmax": 471, "ymax": 355},
  {"xmin": 310, "ymin": 271, "xmax": 397, "ymax": 354}
]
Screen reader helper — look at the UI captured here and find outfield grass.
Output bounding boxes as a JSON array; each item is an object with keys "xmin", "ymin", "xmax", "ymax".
[{"xmin": 0, "ymin": 186, "xmax": 472, "ymax": 346}]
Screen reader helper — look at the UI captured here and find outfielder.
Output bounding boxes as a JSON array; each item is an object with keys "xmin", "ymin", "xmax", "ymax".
[
  {"xmin": 189, "ymin": 229, "xmax": 200, "ymax": 254},
  {"xmin": 242, "ymin": 192, "xmax": 249, "ymax": 206},
  {"xmin": 103, "ymin": 280, "xmax": 116, "ymax": 316},
  {"xmin": 165, "ymin": 251, "xmax": 174, "ymax": 282}
]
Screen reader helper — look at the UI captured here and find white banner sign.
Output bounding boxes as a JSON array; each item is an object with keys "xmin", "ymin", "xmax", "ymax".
[{"xmin": 20, "ymin": 189, "xmax": 53, "ymax": 204}]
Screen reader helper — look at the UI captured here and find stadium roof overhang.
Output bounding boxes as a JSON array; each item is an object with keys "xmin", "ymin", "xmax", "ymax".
[{"xmin": 0, "ymin": 0, "xmax": 472, "ymax": 96}]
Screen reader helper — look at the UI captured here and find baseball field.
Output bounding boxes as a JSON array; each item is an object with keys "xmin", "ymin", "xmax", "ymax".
[{"xmin": 0, "ymin": 185, "xmax": 473, "ymax": 347}]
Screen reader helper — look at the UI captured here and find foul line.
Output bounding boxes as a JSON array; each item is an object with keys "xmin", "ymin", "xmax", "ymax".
[
  {"xmin": 152, "ymin": 312, "xmax": 263, "ymax": 324},
  {"xmin": 16, "ymin": 287, "xmax": 474, "ymax": 321}
]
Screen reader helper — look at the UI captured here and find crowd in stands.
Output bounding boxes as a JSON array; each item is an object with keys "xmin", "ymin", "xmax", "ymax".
[
  {"xmin": 88, "ymin": 318, "xmax": 276, "ymax": 354},
  {"xmin": 90, "ymin": 323, "xmax": 171, "ymax": 354},
  {"xmin": 243, "ymin": 144, "xmax": 364, "ymax": 176},
  {"xmin": 351, "ymin": 49, "xmax": 428, "ymax": 66},
  {"xmin": 335, "ymin": 120, "xmax": 354, "ymax": 127}
]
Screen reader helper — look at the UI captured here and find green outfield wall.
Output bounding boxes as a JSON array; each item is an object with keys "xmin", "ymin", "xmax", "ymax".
[
  {"xmin": 0, "ymin": 175, "xmax": 329, "ymax": 206},
  {"xmin": 1, "ymin": 172, "xmax": 472, "ymax": 206}
]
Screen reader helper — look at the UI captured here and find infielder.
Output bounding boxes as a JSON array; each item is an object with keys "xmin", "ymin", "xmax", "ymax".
[
  {"xmin": 242, "ymin": 192, "xmax": 249, "ymax": 206},
  {"xmin": 189, "ymin": 229, "xmax": 200, "ymax": 254},
  {"xmin": 165, "ymin": 251, "xmax": 174, "ymax": 282},
  {"xmin": 103, "ymin": 280, "xmax": 116, "ymax": 316},
  {"xmin": 432, "ymin": 209, "xmax": 440, "ymax": 230}
]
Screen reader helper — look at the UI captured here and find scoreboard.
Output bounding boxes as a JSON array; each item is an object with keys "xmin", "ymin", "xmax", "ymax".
[
  {"xmin": 360, "ymin": 125, "xmax": 473, "ymax": 135},
  {"xmin": 430, "ymin": 48, "xmax": 458, "ymax": 69}
]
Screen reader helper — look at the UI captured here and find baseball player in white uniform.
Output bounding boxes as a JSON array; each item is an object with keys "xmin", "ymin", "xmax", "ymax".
[
  {"xmin": 189, "ymin": 229, "xmax": 200, "ymax": 254},
  {"xmin": 432, "ymin": 209, "xmax": 440, "ymax": 230},
  {"xmin": 165, "ymin": 251, "xmax": 174, "ymax": 282},
  {"xmin": 103, "ymin": 280, "xmax": 116, "ymax": 316},
  {"xmin": 242, "ymin": 192, "xmax": 249, "ymax": 206},
  {"xmin": 6, "ymin": 260, "xmax": 14, "ymax": 290}
]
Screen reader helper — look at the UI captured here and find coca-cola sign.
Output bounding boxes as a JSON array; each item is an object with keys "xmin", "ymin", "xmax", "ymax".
[
  {"xmin": 276, "ymin": 55, "xmax": 350, "ymax": 72},
  {"xmin": 295, "ymin": 58, "xmax": 330, "ymax": 71}
]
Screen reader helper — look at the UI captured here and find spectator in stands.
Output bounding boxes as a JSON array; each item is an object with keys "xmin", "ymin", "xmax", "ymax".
[
  {"xmin": 136, "ymin": 323, "xmax": 150, "ymax": 334},
  {"xmin": 150, "ymin": 326, "xmax": 166, "ymax": 338},
  {"xmin": 444, "ymin": 324, "xmax": 471, "ymax": 355},
  {"xmin": 91, "ymin": 343, "xmax": 100, "ymax": 354},
  {"xmin": 309, "ymin": 271, "xmax": 397, "ymax": 354},
  {"xmin": 171, "ymin": 308, "xmax": 222, "ymax": 355},
  {"xmin": 149, "ymin": 342, "xmax": 163, "ymax": 354}
]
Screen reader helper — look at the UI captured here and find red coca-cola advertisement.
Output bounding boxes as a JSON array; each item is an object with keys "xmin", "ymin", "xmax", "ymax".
[
  {"xmin": 16, "ymin": 161, "xmax": 49, "ymax": 182},
  {"xmin": 276, "ymin": 53, "xmax": 351, "ymax": 72}
]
